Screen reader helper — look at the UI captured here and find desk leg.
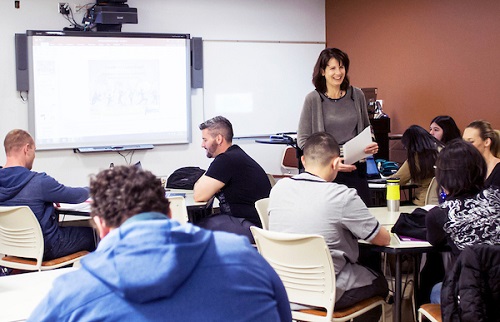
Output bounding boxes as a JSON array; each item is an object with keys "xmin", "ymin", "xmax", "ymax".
[
  {"xmin": 394, "ymin": 254, "xmax": 402, "ymax": 322},
  {"xmin": 413, "ymin": 254, "xmax": 421, "ymax": 319}
]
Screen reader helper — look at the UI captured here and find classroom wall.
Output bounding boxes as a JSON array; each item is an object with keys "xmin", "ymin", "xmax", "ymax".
[
  {"xmin": 0, "ymin": 0, "xmax": 325, "ymax": 186},
  {"xmin": 326, "ymin": 0, "xmax": 500, "ymax": 134}
]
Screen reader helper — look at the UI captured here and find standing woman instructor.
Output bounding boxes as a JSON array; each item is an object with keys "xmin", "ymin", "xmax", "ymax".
[{"xmin": 298, "ymin": 48, "xmax": 378, "ymax": 204}]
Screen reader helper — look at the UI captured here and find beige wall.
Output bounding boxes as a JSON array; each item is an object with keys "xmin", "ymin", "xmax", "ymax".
[{"xmin": 326, "ymin": 0, "xmax": 500, "ymax": 134}]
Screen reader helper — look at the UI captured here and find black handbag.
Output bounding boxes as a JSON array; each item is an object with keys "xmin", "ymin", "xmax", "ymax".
[{"xmin": 391, "ymin": 207, "xmax": 428, "ymax": 240}]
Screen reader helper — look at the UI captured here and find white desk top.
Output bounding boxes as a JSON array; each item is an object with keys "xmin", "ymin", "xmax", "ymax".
[
  {"xmin": 368, "ymin": 183, "xmax": 386, "ymax": 189},
  {"xmin": 57, "ymin": 189, "xmax": 212, "ymax": 214},
  {"xmin": 165, "ymin": 189, "xmax": 209, "ymax": 207},
  {"xmin": 368, "ymin": 205, "xmax": 418, "ymax": 227},
  {"xmin": 0, "ymin": 268, "xmax": 75, "ymax": 321}
]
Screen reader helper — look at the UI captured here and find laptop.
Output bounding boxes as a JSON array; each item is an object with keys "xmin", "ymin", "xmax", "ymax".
[{"xmin": 366, "ymin": 156, "xmax": 387, "ymax": 183}]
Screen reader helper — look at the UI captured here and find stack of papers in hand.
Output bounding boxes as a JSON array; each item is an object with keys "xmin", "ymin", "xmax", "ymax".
[{"xmin": 343, "ymin": 127, "xmax": 373, "ymax": 165}]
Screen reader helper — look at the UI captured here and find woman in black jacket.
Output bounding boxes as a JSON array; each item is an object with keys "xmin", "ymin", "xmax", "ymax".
[
  {"xmin": 425, "ymin": 139, "xmax": 500, "ymax": 303},
  {"xmin": 440, "ymin": 244, "xmax": 500, "ymax": 321}
]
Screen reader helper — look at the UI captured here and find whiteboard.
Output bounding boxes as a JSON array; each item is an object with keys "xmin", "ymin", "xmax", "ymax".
[{"xmin": 203, "ymin": 41, "xmax": 325, "ymax": 137}]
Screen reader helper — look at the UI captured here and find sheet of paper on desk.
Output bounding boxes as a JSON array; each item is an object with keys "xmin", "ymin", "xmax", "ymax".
[
  {"xmin": 343, "ymin": 127, "xmax": 372, "ymax": 165},
  {"xmin": 57, "ymin": 201, "xmax": 91, "ymax": 212}
]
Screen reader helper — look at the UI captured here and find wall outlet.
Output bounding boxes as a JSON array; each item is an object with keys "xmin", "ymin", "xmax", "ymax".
[{"xmin": 58, "ymin": 2, "xmax": 70, "ymax": 14}]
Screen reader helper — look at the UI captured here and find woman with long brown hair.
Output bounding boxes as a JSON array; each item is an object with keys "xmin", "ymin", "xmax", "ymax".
[
  {"xmin": 390, "ymin": 125, "xmax": 444, "ymax": 206},
  {"xmin": 463, "ymin": 120, "xmax": 500, "ymax": 188}
]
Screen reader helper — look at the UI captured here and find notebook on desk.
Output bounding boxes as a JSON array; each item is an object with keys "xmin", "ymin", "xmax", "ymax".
[
  {"xmin": 165, "ymin": 192, "xmax": 186, "ymax": 198},
  {"xmin": 394, "ymin": 233, "xmax": 431, "ymax": 246}
]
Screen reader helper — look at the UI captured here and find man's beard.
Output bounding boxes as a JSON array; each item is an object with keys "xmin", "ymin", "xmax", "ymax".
[{"xmin": 205, "ymin": 142, "xmax": 217, "ymax": 158}]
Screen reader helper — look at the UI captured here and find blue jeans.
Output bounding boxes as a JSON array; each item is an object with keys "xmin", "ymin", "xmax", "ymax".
[
  {"xmin": 335, "ymin": 272, "xmax": 389, "ymax": 322},
  {"xmin": 430, "ymin": 282, "xmax": 442, "ymax": 304},
  {"xmin": 196, "ymin": 214, "xmax": 255, "ymax": 243},
  {"xmin": 44, "ymin": 226, "xmax": 96, "ymax": 260}
]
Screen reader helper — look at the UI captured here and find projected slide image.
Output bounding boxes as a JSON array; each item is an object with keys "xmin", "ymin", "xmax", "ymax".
[{"xmin": 28, "ymin": 32, "xmax": 191, "ymax": 149}]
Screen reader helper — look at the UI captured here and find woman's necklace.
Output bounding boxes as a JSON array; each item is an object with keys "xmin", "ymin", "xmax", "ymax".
[{"xmin": 324, "ymin": 90, "xmax": 344, "ymax": 100}]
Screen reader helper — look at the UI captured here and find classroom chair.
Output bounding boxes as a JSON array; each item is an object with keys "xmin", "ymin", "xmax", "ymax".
[
  {"xmin": 266, "ymin": 173, "xmax": 277, "ymax": 187},
  {"xmin": 0, "ymin": 206, "xmax": 88, "ymax": 272},
  {"xmin": 254, "ymin": 198, "xmax": 270, "ymax": 230},
  {"xmin": 418, "ymin": 304, "xmax": 441, "ymax": 322},
  {"xmin": 281, "ymin": 146, "xmax": 300, "ymax": 175},
  {"xmin": 167, "ymin": 196, "xmax": 189, "ymax": 224},
  {"xmin": 424, "ymin": 177, "xmax": 439, "ymax": 205},
  {"xmin": 250, "ymin": 227, "xmax": 385, "ymax": 322}
]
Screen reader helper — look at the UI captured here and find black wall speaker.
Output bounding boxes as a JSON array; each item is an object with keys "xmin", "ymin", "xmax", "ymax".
[
  {"xmin": 191, "ymin": 37, "xmax": 203, "ymax": 89},
  {"xmin": 15, "ymin": 33, "xmax": 29, "ymax": 92}
]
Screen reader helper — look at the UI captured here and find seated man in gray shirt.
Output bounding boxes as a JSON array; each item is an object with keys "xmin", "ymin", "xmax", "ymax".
[{"xmin": 268, "ymin": 131, "xmax": 390, "ymax": 321}]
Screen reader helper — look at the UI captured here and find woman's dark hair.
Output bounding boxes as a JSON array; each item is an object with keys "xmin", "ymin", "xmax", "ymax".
[
  {"xmin": 401, "ymin": 125, "xmax": 443, "ymax": 182},
  {"xmin": 430, "ymin": 115, "xmax": 462, "ymax": 144},
  {"xmin": 312, "ymin": 48, "xmax": 350, "ymax": 93},
  {"xmin": 435, "ymin": 139, "xmax": 486, "ymax": 199},
  {"xmin": 90, "ymin": 165, "xmax": 170, "ymax": 228},
  {"xmin": 466, "ymin": 120, "xmax": 500, "ymax": 158}
]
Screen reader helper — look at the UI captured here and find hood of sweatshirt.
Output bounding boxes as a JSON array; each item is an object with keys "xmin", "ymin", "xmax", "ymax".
[
  {"xmin": 80, "ymin": 213, "xmax": 213, "ymax": 304},
  {"xmin": 0, "ymin": 167, "xmax": 37, "ymax": 202}
]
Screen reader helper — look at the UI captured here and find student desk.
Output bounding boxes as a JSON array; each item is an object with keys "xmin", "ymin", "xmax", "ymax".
[
  {"xmin": 0, "ymin": 268, "xmax": 75, "ymax": 321},
  {"xmin": 363, "ymin": 206, "xmax": 441, "ymax": 322},
  {"xmin": 57, "ymin": 189, "xmax": 212, "ymax": 223},
  {"xmin": 367, "ymin": 183, "xmax": 418, "ymax": 207}
]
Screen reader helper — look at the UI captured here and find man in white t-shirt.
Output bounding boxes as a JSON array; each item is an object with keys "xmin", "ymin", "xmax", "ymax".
[{"xmin": 269, "ymin": 132, "xmax": 390, "ymax": 321}]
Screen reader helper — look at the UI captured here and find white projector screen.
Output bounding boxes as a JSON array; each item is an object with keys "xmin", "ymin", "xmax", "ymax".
[{"xmin": 26, "ymin": 31, "xmax": 191, "ymax": 150}]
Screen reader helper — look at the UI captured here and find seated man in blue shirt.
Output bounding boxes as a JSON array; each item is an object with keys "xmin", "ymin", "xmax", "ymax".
[
  {"xmin": 269, "ymin": 132, "xmax": 390, "ymax": 321},
  {"xmin": 194, "ymin": 116, "xmax": 271, "ymax": 242},
  {"xmin": 29, "ymin": 165, "xmax": 291, "ymax": 321},
  {"xmin": 0, "ymin": 129, "xmax": 95, "ymax": 260}
]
